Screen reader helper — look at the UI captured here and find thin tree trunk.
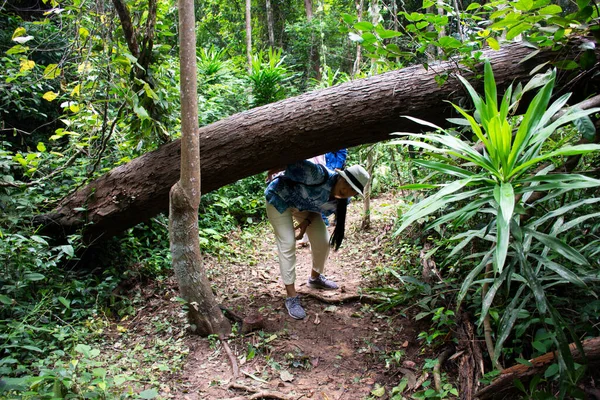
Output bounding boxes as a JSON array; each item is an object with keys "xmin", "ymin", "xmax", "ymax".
[
  {"xmin": 266, "ymin": 0, "xmax": 275, "ymax": 48},
  {"xmin": 392, "ymin": 0, "xmax": 399, "ymax": 64},
  {"xmin": 361, "ymin": 145, "xmax": 375, "ymax": 230},
  {"xmin": 170, "ymin": 0, "xmax": 231, "ymax": 337},
  {"xmin": 245, "ymin": 0, "xmax": 252, "ymax": 73},
  {"xmin": 305, "ymin": 0, "xmax": 321, "ymax": 80},
  {"xmin": 369, "ymin": 0, "xmax": 379, "ymax": 75},
  {"xmin": 35, "ymin": 39, "xmax": 600, "ymax": 241},
  {"xmin": 352, "ymin": 0, "xmax": 363, "ymax": 78}
]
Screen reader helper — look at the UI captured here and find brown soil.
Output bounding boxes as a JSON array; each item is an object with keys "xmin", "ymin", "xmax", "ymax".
[{"xmin": 121, "ymin": 193, "xmax": 432, "ymax": 400}]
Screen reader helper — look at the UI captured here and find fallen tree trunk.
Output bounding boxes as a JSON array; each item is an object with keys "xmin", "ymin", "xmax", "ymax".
[
  {"xmin": 36, "ymin": 38, "xmax": 599, "ymax": 242},
  {"xmin": 475, "ymin": 337, "xmax": 600, "ymax": 399}
]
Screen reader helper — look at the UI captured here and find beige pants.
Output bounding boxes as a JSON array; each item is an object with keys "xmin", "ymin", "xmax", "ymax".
[{"xmin": 266, "ymin": 202, "xmax": 330, "ymax": 285}]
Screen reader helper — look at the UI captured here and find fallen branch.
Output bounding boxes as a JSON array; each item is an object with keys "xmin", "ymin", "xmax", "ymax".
[
  {"xmin": 219, "ymin": 334, "xmax": 239, "ymax": 380},
  {"xmin": 225, "ymin": 382, "xmax": 292, "ymax": 400},
  {"xmin": 433, "ymin": 347, "xmax": 455, "ymax": 392},
  {"xmin": 475, "ymin": 337, "xmax": 600, "ymax": 399}
]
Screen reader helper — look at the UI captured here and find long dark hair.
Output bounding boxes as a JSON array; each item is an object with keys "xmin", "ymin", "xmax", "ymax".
[{"xmin": 329, "ymin": 198, "xmax": 348, "ymax": 251}]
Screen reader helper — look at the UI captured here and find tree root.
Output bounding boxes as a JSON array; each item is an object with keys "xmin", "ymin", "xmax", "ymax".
[
  {"xmin": 433, "ymin": 346, "xmax": 454, "ymax": 392},
  {"xmin": 299, "ymin": 291, "xmax": 383, "ymax": 304},
  {"xmin": 224, "ymin": 382, "xmax": 292, "ymax": 400},
  {"xmin": 219, "ymin": 334, "xmax": 239, "ymax": 380},
  {"xmin": 455, "ymin": 310, "xmax": 484, "ymax": 400}
]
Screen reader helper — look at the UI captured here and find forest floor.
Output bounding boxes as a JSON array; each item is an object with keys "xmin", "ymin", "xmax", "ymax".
[{"xmin": 109, "ymin": 192, "xmax": 446, "ymax": 400}]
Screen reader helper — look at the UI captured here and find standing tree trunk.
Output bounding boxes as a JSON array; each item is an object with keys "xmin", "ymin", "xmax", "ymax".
[
  {"xmin": 245, "ymin": 0, "xmax": 253, "ymax": 73},
  {"xmin": 368, "ymin": 0, "xmax": 380, "ymax": 75},
  {"xmin": 266, "ymin": 0, "xmax": 275, "ymax": 48},
  {"xmin": 170, "ymin": 0, "xmax": 231, "ymax": 337},
  {"xmin": 361, "ymin": 144, "xmax": 375, "ymax": 230},
  {"xmin": 352, "ymin": 0, "xmax": 363, "ymax": 78},
  {"xmin": 305, "ymin": 0, "xmax": 321, "ymax": 81}
]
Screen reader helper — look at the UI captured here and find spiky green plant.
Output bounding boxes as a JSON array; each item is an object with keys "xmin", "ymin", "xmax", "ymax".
[
  {"xmin": 392, "ymin": 60, "xmax": 600, "ymax": 390},
  {"xmin": 248, "ymin": 48, "xmax": 291, "ymax": 107}
]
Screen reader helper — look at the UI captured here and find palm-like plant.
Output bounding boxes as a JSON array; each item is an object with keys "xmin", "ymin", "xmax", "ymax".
[
  {"xmin": 393, "ymin": 60, "xmax": 600, "ymax": 384},
  {"xmin": 248, "ymin": 48, "xmax": 291, "ymax": 107}
]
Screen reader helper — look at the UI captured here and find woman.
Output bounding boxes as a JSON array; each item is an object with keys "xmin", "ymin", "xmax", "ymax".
[{"xmin": 265, "ymin": 160, "xmax": 370, "ymax": 319}]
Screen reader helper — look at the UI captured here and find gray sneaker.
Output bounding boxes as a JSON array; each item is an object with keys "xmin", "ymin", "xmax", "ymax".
[
  {"xmin": 307, "ymin": 275, "xmax": 339, "ymax": 290},
  {"xmin": 285, "ymin": 296, "xmax": 306, "ymax": 320}
]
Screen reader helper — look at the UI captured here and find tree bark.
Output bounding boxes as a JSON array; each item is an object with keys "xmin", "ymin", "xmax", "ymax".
[
  {"xmin": 171, "ymin": 0, "xmax": 231, "ymax": 337},
  {"xmin": 475, "ymin": 337, "xmax": 600, "ymax": 400},
  {"xmin": 35, "ymin": 39, "xmax": 600, "ymax": 242},
  {"xmin": 361, "ymin": 144, "xmax": 375, "ymax": 230},
  {"xmin": 266, "ymin": 0, "xmax": 275, "ymax": 48},
  {"xmin": 305, "ymin": 0, "xmax": 321, "ymax": 81},
  {"xmin": 245, "ymin": 0, "xmax": 252, "ymax": 73}
]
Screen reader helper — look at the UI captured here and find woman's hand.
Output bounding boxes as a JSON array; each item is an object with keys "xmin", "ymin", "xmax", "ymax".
[
  {"xmin": 266, "ymin": 166, "xmax": 285, "ymax": 182},
  {"xmin": 294, "ymin": 218, "xmax": 311, "ymax": 240}
]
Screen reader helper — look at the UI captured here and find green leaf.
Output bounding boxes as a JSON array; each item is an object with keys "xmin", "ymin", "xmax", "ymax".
[
  {"xmin": 61, "ymin": 245, "xmax": 74, "ymax": 257},
  {"xmin": 487, "ymin": 37, "xmax": 500, "ymax": 50},
  {"xmin": 544, "ymin": 363, "xmax": 559, "ymax": 378},
  {"xmin": 58, "ymin": 296, "xmax": 71, "ymax": 308},
  {"xmin": 12, "ymin": 27, "xmax": 26, "ymax": 39},
  {"xmin": 525, "ymin": 228, "xmax": 590, "ymax": 266},
  {"xmin": 43, "ymin": 64, "xmax": 61, "ymax": 79},
  {"xmin": 539, "ymin": 5, "xmax": 562, "ymax": 14},
  {"xmin": 36, "ymin": 142, "xmax": 46, "ymax": 152},
  {"xmin": 554, "ymin": 60, "xmax": 579, "ymax": 70},
  {"xmin": 506, "ymin": 22, "xmax": 532, "ymax": 40},
  {"xmin": 139, "ymin": 389, "xmax": 159, "ymax": 399},
  {"xmin": 24, "ymin": 272, "xmax": 45, "ymax": 281},
  {"xmin": 530, "ymin": 255, "xmax": 587, "ymax": 287},
  {"xmin": 6, "ymin": 44, "xmax": 29, "ymax": 55},
  {"xmin": 0, "ymin": 295, "xmax": 13, "ymax": 305},
  {"xmin": 532, "ymin": 341, "xmax": 547, "ymax": 353},
  {"xmin": 466, "ymin": 2, "xmax": 481, "ymax": 10},
  {"xmin": 354, "ymin": 21, "xmax": 374, "ymax": 31},
  {"xmin": 371, "ymin": 386, "xmax": 386, "ymax": 397},
  {"xmin": 341, "ymin": 13, "xmax": 356, "ymax": 24},
  {"xmin": 516, "ymin": 358, "xmax": 533, "ymax": 366},
  {"xmin": 134, "ymin": 105, "xmax": 150, "ymax": 120},
  {"xmin": 573, "ymin": 114, "xmax": 596, "ymax": 141},
  {"xmin": 438, "ymin": 36, "xmax": 462, "ymax": 49},
  {"xmin": 514, "ymin": 0, "xmax": 534, "ymax": 11}
]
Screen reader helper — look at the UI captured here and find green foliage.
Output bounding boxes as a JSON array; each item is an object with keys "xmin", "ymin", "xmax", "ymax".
[
  {"xmin": 248, "ymin": 48, "xmax": 292, "ymax": 107},
  {"xmin": 392, "ymin": 61, "xmax": 600, "ymax": 388},
  {"xmin": 342, "ymin": 0, "xmax": 599, "ymax": 74}
]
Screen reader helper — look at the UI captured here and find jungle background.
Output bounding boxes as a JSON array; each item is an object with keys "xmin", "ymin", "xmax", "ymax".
[{"xmin": 1, "ymin": 0, "xmax": 600, "ymax": 398}]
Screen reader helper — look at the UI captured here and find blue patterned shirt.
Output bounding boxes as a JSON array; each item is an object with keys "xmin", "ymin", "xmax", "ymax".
[{"xmin": 265, "ymin": 160, "xmax": 338, "ymax": 215}]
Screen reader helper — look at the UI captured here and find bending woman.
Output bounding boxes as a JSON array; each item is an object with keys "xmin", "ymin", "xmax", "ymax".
[{"xmin": 265, "ymin": 160, "xmax": 370, "ymax": 320}]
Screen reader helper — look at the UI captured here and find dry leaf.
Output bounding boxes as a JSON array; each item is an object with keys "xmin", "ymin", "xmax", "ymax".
[{"xmin": 280, "ymin": 370, "xmax": 294, "ymax": 382}]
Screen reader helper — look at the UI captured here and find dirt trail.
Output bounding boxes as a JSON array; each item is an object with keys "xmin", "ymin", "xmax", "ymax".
[{"xmin": 166, "ymin": 194, "xmax": 426, "ymax": 400}]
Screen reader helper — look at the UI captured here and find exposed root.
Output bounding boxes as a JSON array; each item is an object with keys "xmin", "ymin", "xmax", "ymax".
[
  {"xmin": 224, "ymin": 382, "xmax": 292, "ymax": 400},
  {"xmin": 219, "ymin": 334, "xmax": 239, "ymax": 380},
  {"xmin": 433, "ymin": 346, "xmax": 454, "ymax": 392},
  {"xmin": 298, "ymin": 291, "xmax": 383, "ymax": 304}
]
